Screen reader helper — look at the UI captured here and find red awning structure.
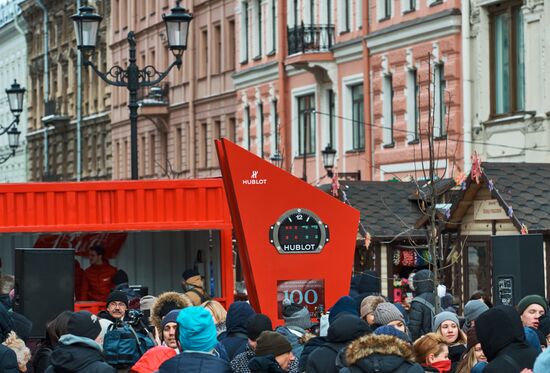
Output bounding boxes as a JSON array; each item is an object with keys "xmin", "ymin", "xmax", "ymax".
[{"xmin": 0, "ymin": 179, "xmax": 234, "ymax": 306}]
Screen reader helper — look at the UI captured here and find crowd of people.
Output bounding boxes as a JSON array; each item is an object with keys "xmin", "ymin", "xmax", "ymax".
[{"xmin": 2, "ymin": 253, "xmax": 550, "ymax": 372}]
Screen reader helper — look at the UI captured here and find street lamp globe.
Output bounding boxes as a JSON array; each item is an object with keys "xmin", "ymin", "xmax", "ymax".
[
  {"xmin": 162, "ymin": 0, "xmax": 193, "ymax": 57},
  {"xmin": 5, "ymin": 80, "xmax": 25, "ymax": 115},
  {"xmin": 270, "ymin": 151, "xmax": 283, "ymax": 168},
  {"xmin": 321, "ymin": 144, "xmax": 337, "ymax": 178},
  {"xmin": 71, "ymin": 6, "xmax": 103, "ymax": 52},
  {"xmin": 7, "ymin": 126, "xmax": 20, "ymax": 152}
]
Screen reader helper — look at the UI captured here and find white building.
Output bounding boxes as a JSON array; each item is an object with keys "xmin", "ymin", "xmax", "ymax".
[
  {"xmin": 0, "ymin": 0, "xmax": 27, "ymax": 182},
  {"xmin": 468, "ymin": 0, "xmax": 550, "ymax": 162}
]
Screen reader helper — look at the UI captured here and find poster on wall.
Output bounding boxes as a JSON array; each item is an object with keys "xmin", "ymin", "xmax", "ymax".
[{"xmin": 277, "ymin": 279, "xmax": 325, "ymax": 318}]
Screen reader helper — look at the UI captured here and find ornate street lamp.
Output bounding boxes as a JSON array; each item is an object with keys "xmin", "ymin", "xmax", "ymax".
[
  {"xmin": 270, "ymin": 151, "xmax": 283, "ymax": 168},
  {"xmin": 321, "ymin": 144, "xmax": 337, "ymax": 178},
  {"xmin": 72, "ymin": 1, "xmax": 193, "ymax": 179},
  {"xmin": 0, "ymin": 80, "xmax": 25, "ymax": 164}
]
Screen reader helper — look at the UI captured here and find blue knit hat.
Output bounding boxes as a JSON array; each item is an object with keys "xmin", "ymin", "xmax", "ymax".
[
  {"xmin": 329, "ymin": 296, "xmax": 358, "ymax": 324},
  {"xmin": 534, "ymin": 346, "xmax": 550, "ymax": 373},
  {"xmin": 374, "ymin": 325, "xmax": 411, "ymax": 343},
  {"xmin": 162, "ymin": 309, "xmax": 181, "ymax": 330},
  {"xmin": 176, "ymin": 306, "xmax": 218, "ymax": 352},
  {"xmin": 432, "ymin": 311, "xmax": 460, "ymax": 333}
]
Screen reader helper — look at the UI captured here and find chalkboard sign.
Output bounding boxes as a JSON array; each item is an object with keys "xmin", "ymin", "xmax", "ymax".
[{"xmin": 497, "ymin": 277, "xmax": 514, "ymax": 306}]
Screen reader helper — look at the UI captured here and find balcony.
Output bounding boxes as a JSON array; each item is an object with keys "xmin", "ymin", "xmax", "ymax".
[{"xmin": 287, "ymin": 23, "xmax": 335, "ymax": 56}]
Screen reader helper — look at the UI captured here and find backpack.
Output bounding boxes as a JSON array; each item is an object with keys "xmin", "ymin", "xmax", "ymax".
[
  {"xmin": 103, "ymin": 322, "xmax": 154, "ymax": 368},
  {"xmin": 411, "ymin": 296, "xmax": 436, "ymax": 320}
]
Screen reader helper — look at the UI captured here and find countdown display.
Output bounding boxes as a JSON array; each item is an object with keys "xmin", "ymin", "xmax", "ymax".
[{"xmin": 269, "ymin": 208, "xmax": 329, "ymax": 254}]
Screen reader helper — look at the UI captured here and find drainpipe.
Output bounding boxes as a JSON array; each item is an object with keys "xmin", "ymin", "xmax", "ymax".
[
  {"xmin": 363, "ymin": 0, "xmax": 372, "ymax": 180},
  {"xmin": 462, "ymin": 0, "xmax": 472, "ymax": 173},
  {"xmin": 76, "ymin": 0, "xmax": 82, "ymax": 181},
  {"xmin": 278, "ymin": 0, "xmax": 288, "ymax": 170},
  {"xmin": 35, "ymin": 0, "xmax": 49, "ymax": 177}
]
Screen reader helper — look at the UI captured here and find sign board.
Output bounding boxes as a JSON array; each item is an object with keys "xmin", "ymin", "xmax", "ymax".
[
  {"xmin": 474, "ymin": 199, "xmax": 508, "ymax": 221},
  {"xmin": 496, "ymin": 277, "xmax": 514, "ymax": 306},
  {"xmin": 216, "ymin": 139, "xmax": 359, "ymax": 322}
]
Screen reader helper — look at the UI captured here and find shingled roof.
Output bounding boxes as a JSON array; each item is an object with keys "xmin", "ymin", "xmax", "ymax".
[
  {"xmin": 337, "ymin": 181, "xmax": 427, "ymax": 241},
  {"xmin": 481, "ymin": 162, "xmax": 550, "ymax": 233}
]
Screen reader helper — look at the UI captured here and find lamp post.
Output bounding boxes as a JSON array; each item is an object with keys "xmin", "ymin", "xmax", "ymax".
[
  {"xmin": 321, "ymin": 144, "xmax": 336, "ymax": 178},
  {"xmin": 72, "ymin": 2, "xmax": 192, "ymax": 180},
  {"xmin": 0, "ymin": 80, "xmax": 25, "ymax": 165}
]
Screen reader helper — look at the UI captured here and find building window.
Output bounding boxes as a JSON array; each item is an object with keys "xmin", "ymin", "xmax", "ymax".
[
  {"xmin": 341, "ymin": 0, "xmax": 351, "ymax": 31},
  {"xmin": 402, "ymin": 0, "xmax": 416, "ymax": 13},
  {"xmin": 309, "ymin": 0, "xmax": 315, "ymax": 24},
  {"xmin": 256, "ymin": 0, "xmax": 262, "ymax": 57},
  {"xmin": 213, "ymin": 121, "xmax": 221, "ymax": 167},
  {"xmin": 407, "ymin": 69, "xmax": 419, "ymax": 142},
  {"xmin": 351, "ymin": 84, "xmax": 364, "ymax": 150},
  {"xmin": 200, "ymin": 123, "xmax": 208, "ymax": 168},
  {"xmin": 272, "ymin": 99, "xmax": 279, "ymax": 151},
  {"xmin": 149, "ymin": 133, "xmax": 156, "ymax": 176},
  {"xmin": 434, "ymin": 63, "xmax": 446, "ymax": 138},
  {"xmin": 378, "ymin": 0, "xmax": 391, "ymax": 20},
  {"xmin": 258, "ymin": 102, "xmax": 264, "ymax": 158},
  {"xmin": 293, "ymin": 0, "xmax": 299, "ymax": 27},
  {"xmin": 228, "ymin": 117, "xmax": 236, "ymax": 142},
  {"xmin": 213, "ymin": 24, "xmax": 222, "ymax": 74},
  {"xmin": 200, "ymin": 28, "xmax": 208, "ymax": 77},
  {"xmin": 382, "ymin": 74, "xmax": 394, "ymax": 146},
  {"xmin": 175, "ymin": 127, "xmax": 182, "ymax": 171},
  {"xmin": 491, "ymin": 3, "xmax": 524, "ymax": 116},
  {"xmin": 240, "ymin": 1, "xmax": 249, "ymax": 63},
  {"xmin": 271, "ymin": 0, "xmax": 276, "ymax": 52},
  {"xmin": 244, "ymin": 106, "xmax": 251, "ymax": 150},
  {"xmin": 227, "ymin": 20, "xmax": 236, "ymax": 70},
  {"xmin": 298, "ymin": 94, "xmax": 316, "ymax": 155},
  {"xmin": 328, "ymin": 89, "xmax": 335, "ymax": 147}
]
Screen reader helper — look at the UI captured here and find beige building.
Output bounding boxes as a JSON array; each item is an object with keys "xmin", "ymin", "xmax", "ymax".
[
  {"xmin": 21, "ymin": 0, "xmax": 111, "ymax": 181},
  {"xmin": 111, "ymin": 0, "xmax": 236, "ymax": 180}
]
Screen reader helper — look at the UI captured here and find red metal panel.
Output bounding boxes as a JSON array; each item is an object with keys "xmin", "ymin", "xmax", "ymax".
[{"xmin": 0, "ymin": 179, "xmax": 232, "ymax": 233}]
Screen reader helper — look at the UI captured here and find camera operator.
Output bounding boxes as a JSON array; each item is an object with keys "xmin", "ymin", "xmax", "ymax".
[{"xmin": 98, "ymin": 291, "xmax": 128, "ymax": 323}]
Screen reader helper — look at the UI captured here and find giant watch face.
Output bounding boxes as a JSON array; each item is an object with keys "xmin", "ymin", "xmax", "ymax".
[{"xmin": 269, "ymin": 208, "xmax": 329, "ymax": 254}]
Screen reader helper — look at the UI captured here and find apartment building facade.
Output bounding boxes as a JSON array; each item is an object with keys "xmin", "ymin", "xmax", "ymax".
[
  {"xmin": 468, "ymin": 0, "xmax": 550, "ymax": 163},
  {"xmin": 0, "ymin": 0, "xmax": 27, "ymax": 182},
  {"xmin": 110, "ymin": 0, "xmax": 236, "ymax": 180}
]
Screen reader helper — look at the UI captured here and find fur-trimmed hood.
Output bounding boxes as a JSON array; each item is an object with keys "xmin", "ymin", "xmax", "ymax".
[
  {"xmin": 345, "ymin": 334, "xmax": 414, "ymax": 365},
  {"xmin": 150, "ymin": 292, "xmax": 192, "ymax": 332}
]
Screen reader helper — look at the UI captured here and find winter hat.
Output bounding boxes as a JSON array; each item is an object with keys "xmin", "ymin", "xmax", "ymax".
[
  {"xmin": 539, "ymin": 315, "xmax": 550, "ymax": 337},
  {"xmin": 282, "ymin": 299, "xmax": 312, "ymax": 330},
  {"xmin": 67, "ymin": 311, "xmax": 101, "ymax": 340},
  {"xmin": 534, "ymin": 346, "xmax": 550, "ymax": 373},
  {"xmin": 374, "ymin": 325, "xmax": 411, "ymax": 343},
  {"xmin": 373, "ymin": 303, "xmax": 405, "ymax": 326},
  {"xmin": 247, "ymin": 314, "xmax": 273, "ymax": 341},
  {"xmin": 182, "ymin": 269, "xmax": 201, "ymax": 282},
  {"xmin": 517, "ymin": 294, "xmax": 548, "ymax": 316},
  {"xmin": 360, "ymin": 295, "xmax": 386, "ymax": 320},
  {"xmin": 432, "ymin": 311, "xmax": 460, "ymax": 332},
  {"xmin": 329, "ymin": 296, "xmax": 358, "ymax": 324},
  {"xmin": 140, "ymin": 295, "xmax": 157, "ymax": 312},
  {"xmin": 161, "ymin": 309, "xmax": 181, "ymax": 330},
  {"xmin": 255, "ymin": 330, "xmax": 292, "ymax": 357},
  {"xmin": 464, "ymin": 300, "xmax": 489, "ymax": 326},
  {"xmin": 112, "ymin": 269, "xmax": 129, "ymax": 285},
  {"xmin": 466, "ymin": 327, "xmax": 479, "ymax": 352},
  {"xmin": 107, "ymin": 290, "xmax": 129, "ymax": 307},
  {"xmin": 176, "ymin": 306, "xmax": 218, "ymax": 352}
]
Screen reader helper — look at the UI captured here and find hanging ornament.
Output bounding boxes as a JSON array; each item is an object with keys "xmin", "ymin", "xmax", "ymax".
[
  {"xmin": 508, "ymin": 206, "xmax": 514, "ymax": 218},
  {"xmin": 521, "ymin": 224, "xmax": 529, "ymax": 235},
  {"xmin": 488, "ymin": 179, "xmax": 494, "ymax": 192},
  {"xmin": 393, "ymin": 250, "xmax": 401, "ymax": 265},
  {"xmin": 364, "ymin": 232, "xmax": 371, "ymax": 249},
  {"xmin": 331, "ymin": 173, "xmax": 340, "ymax": 197},
  {"xmin": 471, "ymin": 151, "xmax": 482, "ymax": 184},
  {"xmin": 454, "ymin": 171, "xmax": 466, "ymax": 187}
]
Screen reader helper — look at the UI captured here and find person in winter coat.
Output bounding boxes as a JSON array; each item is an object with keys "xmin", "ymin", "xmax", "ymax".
[
  {"xmin": 373, "ymin": 302, "xmax": 408, "ymax": 334},
  {"xmin": 81, "ymin": 245, "xmax": 118, "ymax": 302},
  {"xmin": 360, "ymin": 295, "xmax": 386, "ymax": 326},
  {"xmin": 158, "ymin": 307, "xmax": 231, "ymax": 373},
  {"xmin": 476, "ymin": 305, "xmax": 538, "ymax": 373},
  {"xmin": 150, "ymin": 291, "xmax": 192, "ymax": 336},
  {"xmin": 181, "ymin": 269, "xmax": 211, "ymax": 306},
  {"xmin": 432, "ymin": 311, "xmax": 467, "ymax": 371},
  {"xmin": 517, "ymin": 294, "xmax": 547, "ymax": 329},
  {"xmin": 111, "ymin": 269, "xmax": 141, "ymax": 309},
  {"xmin": 131, "ymin": 345, "xmax": 177, "ymax": 373},
  {"xmin": 340, "ymin": 334, "xmax": 424, "ymax": 373},
  {"xmin": 408, "ymin": 270, "xmax": 436, "ymax": 341},
  {"xmin": 219, "ymin": 301, "xmax": 257, "ymax": 360},
  {"xmin": 248, "ymin": 331, "xmax": 295, "ymax": 373},
  {"xmin": 462, "ymin": 300, "xmax": 489, "ymax": 332},
  {"xmin": 203, "ymin": 300, "xmax": 228, "ymax": 335},
  {"xmin": 349, "ymin": 271, "xmax": 382, "ymax": 308},
  {"xmin": 455, "ymin": 327, "xmax": 487, "ymax": 373},
  {"xmin": 275, "ymin": 300, "xmax": 313, "ymax": 359},
  {"xmin": 32, "ymin": 311, "xmax": 73, "ymax": 373},
  {"xmin": 306, "ymin": 313, "xmax": 371, "ymax": 373},
  {"xmin": 413, "ymin": 333, "xmax": 451, "ymax": 373},
  {"xmin": 44, "ymin": 311, "xmax": 115, "ymax": 373},
  {"xmin": 0, "ymin": 302, "xmax": 18, "ymax": 373}
]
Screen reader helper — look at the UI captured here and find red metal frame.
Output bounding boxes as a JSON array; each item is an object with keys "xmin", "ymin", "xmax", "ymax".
[{"xmin": 0, "ymin": 179, "xmax": 234, "ymax": 306}]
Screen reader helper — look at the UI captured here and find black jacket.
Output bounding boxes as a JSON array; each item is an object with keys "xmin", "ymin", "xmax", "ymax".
[
  {"xmin": 159, "ymin": 351, "xmax": 231, "ymax": 373},
  {"xmin": 298, "ymin": 336, "xmax": 326, "ymax": 372},
  {"xmin": 248, "ymin": 355, "xmax": 287, "ymax": 373},
  {"xmin": 340, "ymin": 334, "xmax": 424, "ymax": 373},
  {"xmin": 0, "ymin": 344, "xmax": 18, "ymax": 373},
  {"xmin": 219, "ymin": 302, "xmax": 256, "ymax": 360},
  {"xmin": 408, "ymin": 270, "xmax": 435, "ymax": 341},
  {"xmin": 476, "ymin": 305, "xmax": 538, "ymax": 373},
  {"xmin": 44, "ymin": 334, "xmax": 115, "ymax": 373},
  {"xmin": 306, "ymin": 314, "xmax": 370, "ymax": 373}
]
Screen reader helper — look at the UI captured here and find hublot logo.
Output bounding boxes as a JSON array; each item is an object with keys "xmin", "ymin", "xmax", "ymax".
[{"xmin": 242, "ymin": 170, "xmax": 267, "ymax": 185}]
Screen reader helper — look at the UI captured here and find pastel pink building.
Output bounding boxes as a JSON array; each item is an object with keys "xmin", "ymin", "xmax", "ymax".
[{"xmin": 235, "ymin": 0, "xmax": 463, "ymax": 183}]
